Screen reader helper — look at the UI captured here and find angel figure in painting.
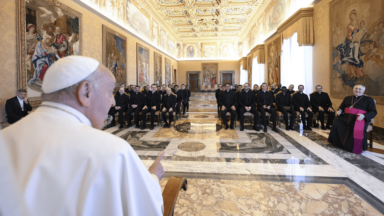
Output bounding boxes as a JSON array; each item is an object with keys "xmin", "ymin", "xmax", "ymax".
[{"xmin": 26, "ymin": 24, "xmax": 38, "ymax": 72}]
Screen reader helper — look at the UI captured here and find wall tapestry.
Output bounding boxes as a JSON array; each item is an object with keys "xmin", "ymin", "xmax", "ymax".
[
  {"xmin": 165, "ymin": 57, "xmax": 172, "ymax": 85},
  {"xmin": 154, "ymin": 52, "xmax": 162, "ymax": 86},
  {"xmin": 18, "ymin": 0, "xmax": 82, "ymax": 103},
  {"xmin": 330, "ymin": 0, "xmax": 384, "ymax": 104},
  {"xmin": 136, "ymin": 43, "xmax": 150, "ymax": 87},
  {"xmin": 267, "ymin": 39, "xmax": 280, "ymax": 86},
  {"xmin": 202, "ymin": 63, "xmax": 218, "ymax": 86},
  {"xmin": 102, "ymin": 25, "xmax": 127, "ymax": 90}
]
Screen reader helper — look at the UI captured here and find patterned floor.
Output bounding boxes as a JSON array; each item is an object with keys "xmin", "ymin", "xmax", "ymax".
[{"xmin": 105, "ymin": 92, "xmax": 384, "ymax": 215}]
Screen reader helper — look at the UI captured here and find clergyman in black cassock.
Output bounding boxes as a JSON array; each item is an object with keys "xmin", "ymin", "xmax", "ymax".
[
  {"xmin": 219, "ymin": 85, "xmax": 237, "ymax": 129},
  {"xmin": 162, "ymin": 89, "xmax": 177, "ymax": 128},
  {"xmin": 141, "ymin": 85, "xmax": 161, "ymax": 130},
  {"xmin": 328, "ymin": 85, "xmax": 377, "ymax": 154},
  {"xmin": 256, "ymin": 84, "xmax": 278, "ymax": 133},
  {"xmin": 126, "ymin": 87, "xmax": 145, "ymax": 128},
  {"xmin": 276, "ymin": 86, "xmax": 296, "ymax": 130},
  {"xmin": 181, "ymin": 85, "xmax": 189, "ymax": 115},
  {"xmin": 185, "ymin": 85, "xmax": 191, "ymax": 112},
  {"xmin": 108, "ymin": 88, "xmax": 129, "ymax": 128},
  {"xmin": 174, "ymin": 86, "xmax": 183, "ymax": 118},
  {"xmin": 238, "ymin": 84, "xmax": 260, "ymax": 131},
  {"xmin": 215, "ymin": 85, "xmax": 222, "ymax": 114},
  {"xmin": 310, "ymin": 86, "xmax": 335, "ymax": 130},
  {"xmin": 292, "ymin": 85, "xmax": 313, "ymax": 130}
]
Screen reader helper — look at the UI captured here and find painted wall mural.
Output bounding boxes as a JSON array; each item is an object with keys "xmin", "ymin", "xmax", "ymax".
[
  {"xmin": 267, "ymin": 40, "xmax": 280, "ymax": 86},
  {"xmin": 266, "ymin": 0, "xmax": 289, "ymax": 37},
  {"xmin": 21, "ymin": 0, "xmax": 82, "ymax": 98},
  {"xmin": 186, "ymin": 45, "xmax": 196, "ymax": 58},
  {"xmin": 202, "ymin": 63, "xmax": 218, "ymax": 86},
  {"xmin": 202, "ymin": 44, "xmax": 216, "ymax": 58},
  {"xmin": 136, "ymin": 43, "xmax": 150, "ymax": 87},
  {"xmin": 154, "ymin": 52, "xmax": 162, "ymax": 86},
  {"xmin": 102, "ymin": 25, "xmax": 127, "ymax": 89},
  {"xmin": 165, "ymin": 57, "xmax": 172, "ymax": 85},
  {"xmin": 152, "ymin": 20, "xmax": 159, "ymax": 46},
  {"xmin": 331, "ymin": 0, "xmax": 384, "ymax": 104}
]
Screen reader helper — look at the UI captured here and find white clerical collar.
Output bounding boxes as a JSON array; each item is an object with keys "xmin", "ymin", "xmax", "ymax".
[
  {"xmin": 39, "ymin": 101, "xmax": 92, "ymax": 126},
  {"xmin": 263, "ymin": 91, "xmax": 266, "ymax": 93},
  {"xmin": 245, "ymin": 90, "xmax": 249, "ymax": 93},
  {"xmin": 300, "ymin": 92, "xmax": 303, "ymax": 94}
]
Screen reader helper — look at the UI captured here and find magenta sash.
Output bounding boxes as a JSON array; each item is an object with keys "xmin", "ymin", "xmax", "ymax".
[{"xmin": 345, "ymin": 108, "xmax": 367, "ymax": 154}]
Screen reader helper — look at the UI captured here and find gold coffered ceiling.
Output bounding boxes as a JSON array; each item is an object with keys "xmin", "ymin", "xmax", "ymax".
[{"xmin": 146, "ymin": 0, "xmax": 271, "ymax": 40}]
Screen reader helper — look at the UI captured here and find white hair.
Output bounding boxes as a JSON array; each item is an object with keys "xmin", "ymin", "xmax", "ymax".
[{"xmin": 354, "ymin": 84, "xmax": 366, "ymax": 90}]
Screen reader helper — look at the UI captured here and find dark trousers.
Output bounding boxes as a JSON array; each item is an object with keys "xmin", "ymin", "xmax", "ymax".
[
  {"xmin": 221, "ymin": 107, "xmax": 236, "ymax": 126},
  {"xmin": 175, "ymin": 103, "xmax": 181, "ymax": 115},
  {"xmin": 239, "ymin": 107, "xmax": 259, "ymax": 127},
  {"xmin": 182, "ymin": 100, "xmax": 188, "ymax": 114},
  {"xmin": 162, "ymin": 108, "xmax": 173, "ymax": 124},
  {"xmin": 296, "ymin": 109, "xmax": 313, "ymax": 126},
  {"xmin": 257, "ymin": 107, "xmax": 277, "ymax": 127},
  {"xmin": 108, "ymin": 107, "xmax": 127, "ymax": 125},
  {"xmin": 126, "ymin": 106, "xmax": 142, "ymax": 126},
  {"xmin": 142, "ymin": 107, "xmax": 159, "ymax": 126},
  {"xmin": 313, "ymin": 107, "xmax": 335, "ymax": 127},
  {"xmin": 277, "ymin": 108, "xmax": 296, "ymax": 127}
]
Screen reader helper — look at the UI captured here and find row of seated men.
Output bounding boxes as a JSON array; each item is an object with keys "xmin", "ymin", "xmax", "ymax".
[
  {"xmin": 108, "ymin": 83, "xmax": 191, "ymax": 130},
  {"xmin": 215, "ymin": 83, "xmax": 335, "ymax": 133}
]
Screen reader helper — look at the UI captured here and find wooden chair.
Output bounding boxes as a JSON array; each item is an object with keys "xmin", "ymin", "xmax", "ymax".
[
  {"xmin": 243, "ymin": 112, "xmax": 254, "ymax": 126},
  {"xmin": 162, "ymin": 177, "xmax": 188, "ymax": 216}
]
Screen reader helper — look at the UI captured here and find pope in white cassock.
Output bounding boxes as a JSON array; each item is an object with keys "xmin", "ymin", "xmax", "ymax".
[{"xmin": 0, "ymin": 56, "xmax": 165, "ymax": 216}]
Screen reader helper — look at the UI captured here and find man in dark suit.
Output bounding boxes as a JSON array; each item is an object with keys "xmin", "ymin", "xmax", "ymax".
[
  {"xmin": 219, "ymin": 83, "xmax": 237, "ymax": 130},
  {"xmin": 238, "ymin": 83, "xmax": 260, "ymax": 131},
  {"xmin": 215, "ymin": 84, "xmax": 222, "ymax": 115},
  {"xmin": 162, "ymin": 88, "xmax": 176, "ymax": 128},
  {"xmin": 270, "ymin": 84, "xmax": 278, "ymax": 95},
  {"xmin": 276, "ymin": 86, "xmax": 296, "ymax": 130},
  {"xmin": 142, "ymin": 84, "xmax": 161, "ymax": 130},
  {"xmin": 126, "ymin": 86, "xmax": 145, "ymax": 128},
  {"xmin": 185, "ymin": 85, "xmax": 191, "ymax": 112},
  {"xmin": 181, "ymin": 84, "xmax": 189, "ymax": 115},
  {"xmin": 253, "ymin": 84, "xmax": 259, "ymax": 94},
  {"xmin": 5, "ymin": 89, "xmax": 32, "ymax": 124},
  {"xmin": 159, "ymin": 84, "xmax": 167, "ymax": 97},
  {"xmin": 108, "ymin": 88, "xmax": 129, "ymax": 129},
  {"xmin": 288, "ymin": 84, "xmax": 295, "ymax": 94},
  {"xmin": 293, "ymin": 85, "xmax": 313, "ymax": 130},
  {"xmin": 310, "ymin": 85, "xmax": 335, "ymax": 130},
  {"xmin": 257, "ymin": 83, "xmax": 278, "ymax": 133},
  {"xmin": 174, "ymin": 85, "xmax": 183, "ymax": 119}
]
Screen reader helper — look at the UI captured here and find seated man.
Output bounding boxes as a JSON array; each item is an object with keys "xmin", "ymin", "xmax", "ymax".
[
  {"xmin": 328, "ymin": 84, "xmax": 377, "ymax": 154},
  {"xmin": 126, "ymin": 85, "xmax": 145, "ymax": 128},
  {"xmin": 276, "ymin": 86, "xmax": 296, "ymax": 130},
  {"xmin": 238, "ymin": 83, "xmax": 260, "ymax": 131},
  {"xmin": 159, "ymin": 84, "xmax": 167, "ymax": 97},
  {"xmin": 288, "ymin": 84, "xmax": 295, "ymax": 94},
  {"xmin": 236, "ymin": 85, "xmax": 242, "ymax": 119},
  {"xmin": 257, "ymin": 83, "xmax": 278, "ymax": 133},
  {"xmin": 292, "ymin": 85, "xmax": 313, "ymax": 130},
  {"xmin": 310, "ymin": 85, "xmax": 335, "ymax": 130},
  {"xmin": 142, "ymin": 84, "xmax": 161, "ymax": 130},
  {"xmin": 253, "ymin": 84, "xmax": 259, "ymax": 94},
  {"xmin": 174, "ymin": 85, "xmax": 183, "ymax": 119},
  {"xmin": 108, "ymin": 87, "xmax": 129, "ymax": 129},
  {"xmin": 162, "ymin": 87, "xmax": 176, "ymax": 128},
  {"xmin": 5, "ymin": 89, "xmax": 32, "ymax": 124},
  {"xmin": 270, "ymin": 84, "xmax": 278, "ymax": 95},
  {"xmin": 181, "ymin": 84, "xmax": 189, "ymax": 115},
  {"xmin": 219, "ymin": 83, "xmax": 237, "ymax": 130},
  {"xmin": 215, "ymin": 84, "xmax": 222, "ymax": 115}
]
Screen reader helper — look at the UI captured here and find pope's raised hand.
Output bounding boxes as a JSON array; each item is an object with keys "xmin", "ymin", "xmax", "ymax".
[{"xmin": 148, "ymin": 151, "xmax": 165, "ymax": 181}]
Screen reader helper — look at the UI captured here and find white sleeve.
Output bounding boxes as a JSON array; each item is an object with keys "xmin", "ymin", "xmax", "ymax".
[{"xmin": 151, "ymin": 174, "xmax": 160, "ymax": 185}]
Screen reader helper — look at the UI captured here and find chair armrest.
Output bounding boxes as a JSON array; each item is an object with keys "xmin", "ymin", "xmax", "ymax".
[{"xmin": 163, "ymin": 177, "xmax": 187, "ymax": 216}]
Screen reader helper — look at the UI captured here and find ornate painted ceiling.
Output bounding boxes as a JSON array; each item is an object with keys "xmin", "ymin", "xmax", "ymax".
[{"xmin": 144, "ymin": 0, "xmax": 272, "ymax": 41}]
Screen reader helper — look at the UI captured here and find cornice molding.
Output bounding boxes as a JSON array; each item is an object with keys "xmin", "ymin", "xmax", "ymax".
[
  {"xmin": 263, "ymin": 31, "xmax": 278, "ymax": 43},
  {"xmin": 250, "ymin": 44, "xmax": 264, "ymax": 53},
  {"xmin": 277, "ymin": 7, "xmax": 314, "ymax": 34}
]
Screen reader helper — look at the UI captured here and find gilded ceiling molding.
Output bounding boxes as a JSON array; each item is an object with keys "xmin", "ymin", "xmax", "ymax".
[{"xmin": 277, "ymin": 7, "xmax": 314, "ymax": 46}]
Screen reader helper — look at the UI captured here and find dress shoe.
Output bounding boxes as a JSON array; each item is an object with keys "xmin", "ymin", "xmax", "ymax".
[
  {"xmin": 150, "ymin": 126, "xmax": 154, "ymax": 130},
  {"xmin": 306, "ymin": 126, "xmax": 312, "ymax": 131},
  {"xmin": 176, "ymin": 116, "xmax": 179, "ymax": 120},
  {"xmin": 290, "ymin": 126, "xmax": 295, "ymax": 130},
  {"xmin": 119, "ymin": 124, "xmax": 124, "ymax": 129},
  {"xmin": 183, "ymin": 112, "xmax": 185, "ymax": 115},
  {"xmin": 240, "ymin": 126, "xmax": 244, "ymax": 131},
  {"xmin": 167, "ymin": 124, "xmax": 171, "ymax": 128},
  {"xmin": 254, "ymin": 126, "xmax": 260, "ymax": 132},
  {"xmin": 263, "ymin": 127, "xmax": 268, "ymax": 133},
  {"xmin": 141, "ymin": 125, "xmax": 146, "ymax": 130},
  {"xmin": 163, "ymin": 123, "xmax": 168, "ymax": 128},
  {"xmin": 272, "ymin": 127, "xmax": 279, "ymax": 133},
  {"xmin": 312, "ymin": 120, "xmax": 319, "ymax": 128},
  {"xmin": 326, "ymin": 125, "xmax": 332, "ymax": 130},
  {"xmin": 126, "ymin": 124, "xmax": 132, "ymax": 128},
  {"xmin": 285, "ymin": 126, "xmax": 290, "ymax": 131},
  {"xmin": 225, "ymin": 125, "xmax": 229, "ymax": 130},
  {"xmin": 321, "ymin": 126, "xmax": 326, "ymax": 130},
  {"xmin": 135, "ymin": 125, "xmax": 140, "ymax": 129},
  {"xmin": 230, "ymin": 125, "xmax": 234, "ymax": 130}
]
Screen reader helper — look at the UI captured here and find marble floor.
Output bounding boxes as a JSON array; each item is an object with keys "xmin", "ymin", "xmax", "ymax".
[{"xmin": 105, "ymin": 92, "xmax": 384, "ymax": 215}]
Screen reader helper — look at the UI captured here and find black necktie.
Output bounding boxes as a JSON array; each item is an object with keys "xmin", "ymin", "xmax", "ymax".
[
  {"xmin": 246, "ymin": 91, "xmax": 248, "ymax": 105},
  {"xmin": 264, "ymin": 92, "xmax": 266, "ymax": 105}
]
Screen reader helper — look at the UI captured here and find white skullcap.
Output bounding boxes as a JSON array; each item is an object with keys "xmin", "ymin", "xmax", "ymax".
[{"xmin": 42, "ymin": 56, "xmax": 100, "ymax": 94}]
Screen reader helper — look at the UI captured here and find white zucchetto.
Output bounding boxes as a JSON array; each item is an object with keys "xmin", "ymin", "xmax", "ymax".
[{"xmin": 42, "ymin": 56, "xmax": 100, "ymax": 94}]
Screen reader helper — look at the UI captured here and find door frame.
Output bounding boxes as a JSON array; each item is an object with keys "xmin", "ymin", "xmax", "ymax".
[
  {"xmin": 186, "ymin": 71, "xmax": 201, "ymax": 92},
  {"xmin": 220, "ymin": 70, "xmax": 235, "ymax": 85}
]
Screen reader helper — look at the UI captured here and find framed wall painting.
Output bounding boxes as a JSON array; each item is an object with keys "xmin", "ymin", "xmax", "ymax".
[
  {"xmin": 165, "ymin": 57, "xmax": 171, "ymax": 85},
  {"xmin": 136, "ymin": 43, "xmax": 150, "ymax": 87},
  {"xmin": 202, "ymin": 63, "xmax": 218, "ymax": 86},
  {"xmin": 18, "ymin": 0, "xmax": 82, "ymax": 105},
  {"xmin": 154, "ymin": 52, "xmax": 162, "ymax": 86},
  {"xmin": 102, "ymin": 25, "xmax": 127, "ymax": 90}
]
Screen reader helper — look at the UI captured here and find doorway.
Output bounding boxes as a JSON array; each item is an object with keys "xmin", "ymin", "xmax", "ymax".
[
  {"xmin": 222, "ymin": 73, "xmax": 233, "ymax": 85},
  {"xmin": 189, "ymin": 74, "xmax": 198, "ymax": 92}
]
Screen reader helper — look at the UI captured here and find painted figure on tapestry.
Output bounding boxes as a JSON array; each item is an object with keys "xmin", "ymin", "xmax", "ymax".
[
  {"xmin": 154, "ymin": 53, "xmax": 162, "ymax": 86},
  {"xmin": 25, "ymin": 1, "xmax": 80, "ymax": 92},
  {"xmin": 137, "ymin": 44, "xmax": 150, "ymax": 87},
  {"xmin": 331, "ymin": 0, "xmax": 384, "ymax": 100},
  {"xmin": 104, "ymin": 28, "xmax": 127, "ymax": 87},
  {"xmin": 165, "ymin": 58, "xmax": 171, "ymax": 85},
  {"xmin": 268, "ymin": 44, "xmax": 279, "ymax": 86},
  {"xmin": 202, "ymin": 63, "xmax": 218, "ymax": 86}
]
